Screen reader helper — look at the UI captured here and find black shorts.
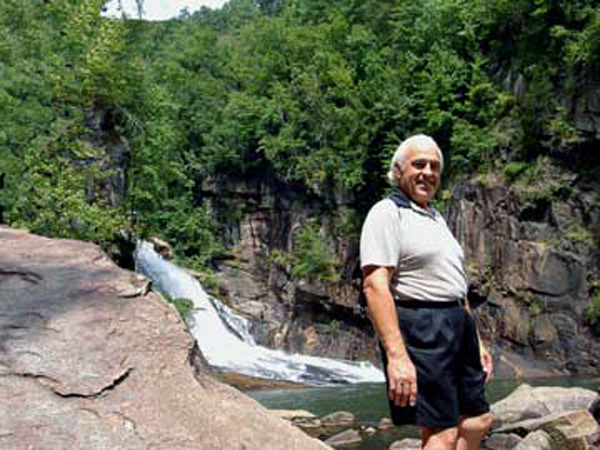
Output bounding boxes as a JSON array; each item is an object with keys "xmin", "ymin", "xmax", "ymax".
[{"xmin": 380, "ymin": 302, "xmax": 490, "ymax": 429}]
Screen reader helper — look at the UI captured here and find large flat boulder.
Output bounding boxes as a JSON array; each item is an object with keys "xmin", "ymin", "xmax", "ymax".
[
  {"xmin": 491, "ymin": 383, "xmax": 599, "ymax": 429},
  {"xmin": 0, "ymin": 227, "xmax": 329, "ymax": 450}
]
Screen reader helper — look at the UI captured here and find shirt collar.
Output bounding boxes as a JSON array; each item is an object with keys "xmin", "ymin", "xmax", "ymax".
[
  {"xmin": 388, "ymin": 188, "xmax": 412, "ymax": 208},
  {"xmin": 389, "ymin": 188, "xmax": 439, "ymax": 218}
]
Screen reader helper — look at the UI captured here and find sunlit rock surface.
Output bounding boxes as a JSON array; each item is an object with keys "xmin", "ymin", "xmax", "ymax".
[{"xmin": 0, "ymin": 226, "xmax": 329, "ymax": 450}]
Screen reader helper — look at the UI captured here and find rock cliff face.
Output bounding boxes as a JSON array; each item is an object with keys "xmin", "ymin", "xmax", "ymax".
[
  {"xmin": 203, "ymin": 177, "xmax": 379, "ymax": 365},
  {"xmin": 446, "ymin": 175, "xmax": 600, "ymax": 377},
  {"xmin": 0, "ymin": 227, "xmax": 329, "ymax": 450}
]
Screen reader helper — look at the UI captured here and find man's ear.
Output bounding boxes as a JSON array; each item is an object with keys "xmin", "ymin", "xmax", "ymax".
[{"xmin": 394, "ymin": 162, "xmax": 403, "ymax": 180}]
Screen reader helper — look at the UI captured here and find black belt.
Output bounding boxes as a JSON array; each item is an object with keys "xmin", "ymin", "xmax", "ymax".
[{"xmin": 395, "ymin": 299, "xmax": 466, "ymax": 309}]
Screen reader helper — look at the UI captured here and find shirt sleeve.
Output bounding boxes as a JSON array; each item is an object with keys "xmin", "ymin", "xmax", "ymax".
[{"xmin": 360, "ymin": 199, "xmax": 402, "ymax": 268}]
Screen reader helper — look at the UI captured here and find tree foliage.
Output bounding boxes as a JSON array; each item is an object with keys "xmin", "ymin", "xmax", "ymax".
[{"xmin": 0, "ymin": 0, "xmax": 598, "ymax": 268}]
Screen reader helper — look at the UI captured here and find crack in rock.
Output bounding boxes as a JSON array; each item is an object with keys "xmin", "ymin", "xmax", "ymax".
[
  {"xmin": 57, "ymin": 368, "xmax": 133, "ymax": 399},
  {"xmin": 0, "ymin": 268, "xmax": 43, "ymax": 284},
  {"xmin": 17, "ymin": 368, "xmax": 134, "ymax": 399},
  {"xmin": 19, "ymin": 372, "xmax": 61, "ymax": 385}
]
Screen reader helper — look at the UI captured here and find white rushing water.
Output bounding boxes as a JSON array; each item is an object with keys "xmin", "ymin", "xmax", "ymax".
[{"xmin": 135, "ymin": 241, "xmax": 384, "ymax": 385}]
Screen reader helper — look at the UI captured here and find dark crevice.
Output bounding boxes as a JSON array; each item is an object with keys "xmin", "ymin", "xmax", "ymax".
[
  {"xmin": 18, "ymin": 368, "xmax": 133, "ymax": 399},
  {"xmin": 528, "ymin": 288, "xmax": 561, "ymax": 298},
  {"xmin": 17, "ymin": 372, "xmax": 61, "ymax": 385},
  {"xmin": 292, "ymin": 288, "xmax": 372, "ymax": 329},
  {"xmin": 518, "ymin": 198, "xmax": 551, "ymax": 223},
  {"xmin": 187, "ymin": 341, "xmax": 213, "ymax": 389},
  {"xmin": 58, "ymin": 368, "xmax": 133, "ymax": 399}
]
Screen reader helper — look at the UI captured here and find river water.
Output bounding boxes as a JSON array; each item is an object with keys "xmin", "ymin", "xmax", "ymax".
[{"xmin": 249, "ymin": 376, "xmax": 600, "ymax": 448}]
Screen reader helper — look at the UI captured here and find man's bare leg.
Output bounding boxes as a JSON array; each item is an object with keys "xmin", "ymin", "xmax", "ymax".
[
  {"xmin": 421, "ymin": 426, "xmax": 458, "ymax": 450},
  {"xmin": 455, "ymin": 412, "xmax": 493, "ymax": 450}
]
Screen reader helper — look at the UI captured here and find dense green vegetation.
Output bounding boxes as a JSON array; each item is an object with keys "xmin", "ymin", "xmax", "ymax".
[{"xmin": 0, "ymin": 0, "xmax": 598, "ymax": 274}]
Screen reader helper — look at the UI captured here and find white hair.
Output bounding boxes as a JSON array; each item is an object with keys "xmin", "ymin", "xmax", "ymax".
[{"xmin": 387, "ymin": 134, "xmax": 444, "ymax": 186}]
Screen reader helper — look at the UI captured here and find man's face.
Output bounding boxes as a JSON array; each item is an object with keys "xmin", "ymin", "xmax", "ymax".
[{"xmin": 396, "ymin": 144, "xmax": 442, "ymax": 207}]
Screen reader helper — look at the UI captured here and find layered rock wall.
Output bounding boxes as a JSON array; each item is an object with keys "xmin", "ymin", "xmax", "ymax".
[
  {"xmin": 200, "ymin": 176, "xmax": 379, "ymax": 363},
  {"xmin": 446, "ymin": 177, "xmax": 600, "ymax": 376}
]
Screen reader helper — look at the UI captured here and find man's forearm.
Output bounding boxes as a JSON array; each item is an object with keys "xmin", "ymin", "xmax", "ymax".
[
  {"xmin": 362, "ymin": 269, "xmax": 409, "ymax": 359},
  {"xmin": 363, "ymin": 266, "xmax": 418, "ymax": 406}
]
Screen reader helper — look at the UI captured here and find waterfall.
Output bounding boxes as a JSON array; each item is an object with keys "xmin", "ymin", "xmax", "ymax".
[{"xmin": 135, "ymin": 241, "xmax": 384, "ymax": 385}]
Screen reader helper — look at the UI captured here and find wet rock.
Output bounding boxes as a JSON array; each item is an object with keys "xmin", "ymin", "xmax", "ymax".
[
  {"xmin": 513, "ymin": 430, "xmax": 553, "ymax": 450},
  {"xmin": 363, "ymin": 426, "xmax": 376, "ymax": 436},
  {"xmin": 0, "ymin": 227, "xmax": 329, "ymax": 450},
  {"xmin": 269, "ymin": 410, "xmax": 317, "ymax": 421},
  {"xmin": 148, "ymin": 236, "xmax": 174, "ymax": 260},
  {"xmin": 201, "ymin": 175, "xmax": 380, "ymax": 365},
  {"xmin": 216, "ymin": 264, "xmax": 266, "ymax": 309},
  {"xmin": 484, "ymin": 433, "xmax": 523, "ymax": 450},
  {"xmin": 214, "ymin": 372, "xmax": 304, "ymax": 391},
  {"xmin": 530, "ymin": 314, "xmax": 560, "ymax": 355},
  {"xmin": 324, "ymin": 429, "xmax": 362, "ymax": 447},
  {"xmin": 378, "ymin": 417, "xmax": 394, "ymax": 430},
  {"xmin": 292, "ymin": 417, "xmax": 324, "ymax": 439},
  {"xmin": 321, "ymin": 411, "xmax": 356, "ymax": 428},
  {"xmin": 388, "ymin": 438, "xmax": 421, "ymax": 449},
  {"xmin": 494, "ymin": 409, "xmax": 598, "ymax": 445},
  {"xmin": 317, "ymin": 411, "xmax": 357, "ymax": 439}
]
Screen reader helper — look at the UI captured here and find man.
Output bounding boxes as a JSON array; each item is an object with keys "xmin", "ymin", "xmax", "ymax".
[{"xmin": 360, "ymin": 134, "xmax": 493, "ymax": 449}]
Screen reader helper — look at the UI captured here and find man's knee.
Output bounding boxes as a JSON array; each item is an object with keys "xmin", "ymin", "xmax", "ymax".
[
  {"xmin": 459, "ymin": 412, "xmax": 493, "ymax": 435},
  {"xmin": 422, "ymin": 426, "xmax": 459, "ymax": 449}
]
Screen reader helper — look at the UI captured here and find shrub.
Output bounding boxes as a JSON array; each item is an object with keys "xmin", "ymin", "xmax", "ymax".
[
  {"xmin": 171, "ymin": 297, "xmax": 195, "ymax": 320},
  {"xmin": 292, "ymin": 221, "xmax": 340, "ymax": 283},
  {"xmin": 524, "ymin": 294, "xmax": 544, "ymax": 317},
  {"xmin": 161, "ymin": 293, "xmax": 194, "ymax": 321},
  {"xmin": 587, "ymin": 281, "xmax": 600, "ymax": 326},
  {"xmin": 504, "ymin": 162, "xmax": 529, "ymax": 182}
]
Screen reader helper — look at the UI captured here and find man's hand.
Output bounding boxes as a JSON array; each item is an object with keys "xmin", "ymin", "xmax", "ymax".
[
  {"xmin": 387, "ymin": 355, "xmax": 417, "ymax": 407},
  {"xmin": 480, "ymin": 346, "xmax": 493, "ymax": 383}
]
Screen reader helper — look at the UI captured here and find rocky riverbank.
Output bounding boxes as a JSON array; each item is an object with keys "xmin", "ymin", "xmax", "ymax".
[{"xmin": 272, "ymin": 384, "xmax": 600, "ymax": 449}]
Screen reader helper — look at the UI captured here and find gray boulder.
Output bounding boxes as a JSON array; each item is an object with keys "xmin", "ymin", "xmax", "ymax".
[
  {"xmin": 494, "ymin": 409, "xmax": 598, "ymax": 450},
  {"xmin": 388, "ymin": 438, "xmax": 421, "ymax": 449},
  {"xmin": 513, "ymin": 430, "xmax": 553, "ymax": 450},
  {"xmin": 491, "ymin": 383, "xmax": 599, "ymax": 428},
  {"xmin": 320, "ymin": 411, "xmax": 356, "ymax": 428},
  {"xmin": 324, "ymin": 429, "xmax": 362, "ymax": 447},
  {"xmin": 484, "ymin": 433, "xmax": 523, "ymax": 450}
]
